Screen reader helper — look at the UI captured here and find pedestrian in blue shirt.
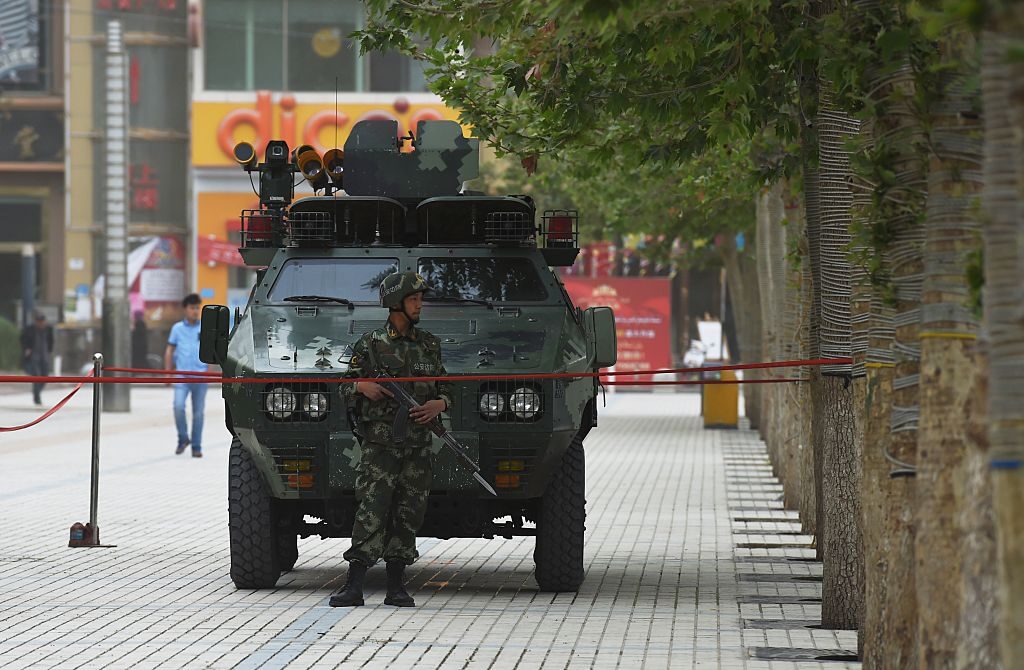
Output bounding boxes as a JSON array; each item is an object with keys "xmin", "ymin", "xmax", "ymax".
[{"xmin": 165, "ymin": 294, "xmax": 208, "ymax": 457}]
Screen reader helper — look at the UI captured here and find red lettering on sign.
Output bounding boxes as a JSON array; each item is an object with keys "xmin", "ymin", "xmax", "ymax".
[{"xmin": 131, "ymin": 163, "xmax": 159, "ymax": 211}]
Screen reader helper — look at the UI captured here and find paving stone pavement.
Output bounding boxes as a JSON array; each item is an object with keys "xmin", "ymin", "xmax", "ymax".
[{"xmin": 0, "ymin": 385, "xmax": 860, "ymax": 669}]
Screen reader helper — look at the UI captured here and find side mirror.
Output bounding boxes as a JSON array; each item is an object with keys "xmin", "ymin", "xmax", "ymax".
[
  {"xmin": 199, "ymin": 305, "xmax": 230, "ymax": 365},
  {"xmin": 583, "ymin": 306, "xmax": 617, "ymax": 369}
]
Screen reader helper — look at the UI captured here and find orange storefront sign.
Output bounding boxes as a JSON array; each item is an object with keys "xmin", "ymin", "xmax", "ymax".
[{"xmin": 192, "ymin": 92, "xmax": 463, "ymax": 167}]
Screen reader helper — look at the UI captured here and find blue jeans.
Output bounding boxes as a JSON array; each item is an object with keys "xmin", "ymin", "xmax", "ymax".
[{"xmin": 173, "ymin": 382, "xmax": 208, "ymax": 451}]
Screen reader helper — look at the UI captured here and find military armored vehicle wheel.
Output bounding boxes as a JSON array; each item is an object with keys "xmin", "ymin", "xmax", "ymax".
[
  {"xmin": 229, "ymin": 438, "xmax": 281, "ymax": 588},
  {"xmin": 533, "ymin": 434, "xmax": 585, "ymax": 591}
]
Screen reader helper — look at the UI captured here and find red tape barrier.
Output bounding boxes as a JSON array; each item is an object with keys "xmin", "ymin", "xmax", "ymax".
[
  {"xmin": 0, "ymin": 357, "xmax": 851, "ymax": 387},
  {"xmin": 0, "ymin": 369, "xmax": 94, "ymax": 432},
  {"xmin": 0, "ymin": 358, "xmax": 849, "ymax": 432}
]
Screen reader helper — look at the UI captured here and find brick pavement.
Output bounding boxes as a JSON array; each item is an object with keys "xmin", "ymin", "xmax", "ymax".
[{"xmin": 0, "ymin": 385, "xmax": 859, "ymax": 669}]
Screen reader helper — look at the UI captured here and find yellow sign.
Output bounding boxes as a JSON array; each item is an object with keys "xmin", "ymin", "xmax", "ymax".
[
  {"xmin": 312, "ymin": 28, "xmax": 342, "ymax": 58},
  {"xmin": 192, "ymin": 92, "xmax": 463, "ymax": 167}
]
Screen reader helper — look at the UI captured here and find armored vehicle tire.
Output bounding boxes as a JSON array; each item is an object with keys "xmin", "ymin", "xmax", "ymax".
[
  {"xmin": 533, "ymin": 434, "xmax": 585, "ymax": 592},
  {"xmin": 229, "ymin": 438, "xmax": 281, "ymax": 588}
]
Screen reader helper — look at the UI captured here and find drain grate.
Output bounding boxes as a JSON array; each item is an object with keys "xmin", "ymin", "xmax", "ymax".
[
  {"xmin": 744, "ymin": 618, "xmax": 823, "ymax": 630},
  {"xmin": 733, "ymin": 529, "xmax": 807, "ymax": 535},
  {"xmin": 737, "ymin": 573, "xmax": 823, "ymax": 583},
  {"xmin": 735, "ymin": 556, "xmax": 819, "ymax": 564},
  {"xmin": 737, "ymin": 595, "xmax": 822, "ymax": 604},
  {"xmin": 748, "ymin": 647, "xmax": 858, "ymax": 662}
]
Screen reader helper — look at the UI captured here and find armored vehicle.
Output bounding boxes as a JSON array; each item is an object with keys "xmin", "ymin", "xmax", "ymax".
[{"xmin": 199, "ymin": 120, "xmax": 617, "ymax": 592}]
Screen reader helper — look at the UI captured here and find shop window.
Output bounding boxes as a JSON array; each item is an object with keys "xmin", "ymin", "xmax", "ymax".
[
  {"xmin": 204, "ymin": 0, "xmax": 429, "ymax": 93},
  {"xmin": 0, "ymin": 200, "xmax": 42, "ymax": 243}
]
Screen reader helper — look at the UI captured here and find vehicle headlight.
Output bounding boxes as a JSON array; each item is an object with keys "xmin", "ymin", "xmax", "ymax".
[
  {"xmin": 478, "ymin": 391, "xmax": 505, "ymax": 418},
  {"xmin": 510, "ymin": 387, "xmax": 541, "ymax": 419},
  {"xmin": 265, "ymin": 387, "xmax": 296, "ymax": 419},
  {"xmin": 302, "ymin": 392, "xmax": 329, "ymax": 419}
]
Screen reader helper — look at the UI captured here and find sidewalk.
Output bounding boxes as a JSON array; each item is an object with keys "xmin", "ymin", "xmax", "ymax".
[{"xmin": 0, "ymin": 388, "xmax": 858, "ymax": 668}]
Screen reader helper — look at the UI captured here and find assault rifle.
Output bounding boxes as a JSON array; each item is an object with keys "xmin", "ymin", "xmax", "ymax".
[{"xmin": 376, "ymin": 375, "xmax": 498, "ymax": 497}]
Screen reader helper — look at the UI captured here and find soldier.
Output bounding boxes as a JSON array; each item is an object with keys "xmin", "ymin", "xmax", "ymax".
[{"xmin": 330, "ymin": 271, "xmax": 453, "ymax": 608}]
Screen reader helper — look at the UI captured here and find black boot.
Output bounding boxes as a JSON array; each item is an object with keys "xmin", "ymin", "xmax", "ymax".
[
  {"xmin": 329, "ymin": 561, "xmax": 367, "ymax": 607},
  {"xmin": 384, "ymin": 561, "xmax": 415, "ymax": 607}
]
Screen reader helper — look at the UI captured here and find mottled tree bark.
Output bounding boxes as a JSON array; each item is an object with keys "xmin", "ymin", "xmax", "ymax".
[
  {"xmin": 861, "ymin": 365, "xmax": 894, "ymax": 668},
  {"xmin": 799, "ymin": 173, "xmax": 820, "ymax": 538},
  {"xmin": 782, "ymin": 196, "xmax": 806, "ymax": 510},
  {"xmin": 819, "ymin": 374, "xmax": 864, "ymax": 630},
  {"xmin": 914, "ymin": 33, "xmax": 983, "ymax": 669},
  {"xmin": 755, "ymin": 187, "xmax": 776, "ymax": 455},
  {"xmin": 722, "ymin": 234, "xmax": 762, "ymax": 429},
  {"xmin": 980, "ymin": 22, "xmax": 1024, "ymax": 663},
  {"xmin": 956, "ymin": 352, "xmax": 1000, "ymax": 669},
  {"xmin": 815, "ymin": 87, "xmax": 863, "ymax": 631}
]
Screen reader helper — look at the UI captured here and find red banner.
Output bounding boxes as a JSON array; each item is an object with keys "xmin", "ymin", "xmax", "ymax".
[
  {"xmin": 198, "ymin": 236, "xmax": 245, "ymax": 267},
  {"xmin": 561, "ymin": 277, "xmax": 673, "ymax": 382}
]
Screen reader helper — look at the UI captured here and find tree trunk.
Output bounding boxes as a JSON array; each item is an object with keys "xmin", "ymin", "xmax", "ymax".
[
  {"xmin": 914, "ymin": 33, "xmax": 983, "ymax": 670},
  {"xmin": 957, "ymin": 350, "xmax": 1001, "ymax": 669},
  {"xmin": 756, "ymin": 187, "xmax": 775, "ymax": 448},
  {"xmin": 798, "ymin": 56, "xmax": 821, "ymax": 540},
  {"xmin": 838, "ymin": 3, "xmax": 928, "ymax": 660},
  {"xmin": 981, "ymin": 24, "xmax": 1024, "ymax": 664},
  {"xmin": 815, "ymin": 85, "xmax": 864, "ymax": 631},
  {"xmin": 768, "ymin": 184, "xmax": 788, "ymax": 483},
  {"xmin": 782, "ymin": 194, "xmax": 805, "ymax": 510},
  {"xmin": 860, "ymin": 364, "xmax": 894, "ymax": 668},
  {"xmin": 721, "ymin": 233, "xmax": 761, "ymax": 428}
]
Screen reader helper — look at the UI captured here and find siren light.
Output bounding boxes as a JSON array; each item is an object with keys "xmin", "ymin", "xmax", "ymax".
[
  {"xmin": 297, "ymin": 148, "xmax": 328, "ymax": 191},
  {"xmin": 232, "ymin": 141, "xmax": 257, "ymax": 169},
  {"xmin": 323, "ymin": 148, "xmax": 344, "ymax": 185},
  {"xmin": 547, "ymin": 216, "xmax": 574, "ymax": 241}
]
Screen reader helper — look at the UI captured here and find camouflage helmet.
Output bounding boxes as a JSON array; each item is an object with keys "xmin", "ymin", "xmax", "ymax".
[{"xmin": 379, "ymin": 271, "xmax": 431, "ymax": 309}]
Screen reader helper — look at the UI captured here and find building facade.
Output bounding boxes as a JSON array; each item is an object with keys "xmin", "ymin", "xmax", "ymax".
[
  {"xmin": 0, "ymin": 0, "xmax": 64, "ymax": 328},
  {"xmin": 191, "ymin": 0, "xmax": 461, "ymax": 312}
]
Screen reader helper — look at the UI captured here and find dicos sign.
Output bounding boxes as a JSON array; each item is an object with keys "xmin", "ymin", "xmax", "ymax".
[{"xmin": 192, "ymin": 91, "xmax": 463, "ymax": 167}]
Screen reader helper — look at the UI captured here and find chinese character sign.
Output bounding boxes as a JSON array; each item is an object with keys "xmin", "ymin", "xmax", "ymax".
[{"xmin": 561, "ymin": 277, "xmax": 673, "ymax": 383}]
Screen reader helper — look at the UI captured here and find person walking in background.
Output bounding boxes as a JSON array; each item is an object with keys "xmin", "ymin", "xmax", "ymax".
[
  {"xmin": 131, "ymin": 310, "xmax": 149, "ymax": 369},
  {"xmin": 165, "ymin": 294, "xmax": 207, "ymax": 458},
  {"xmin": 20, "ymin": 311, "xmax": 54, "ymax": 406}
]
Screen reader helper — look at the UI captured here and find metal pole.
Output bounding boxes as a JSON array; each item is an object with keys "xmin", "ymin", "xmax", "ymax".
[
  {"xmin": 102, "ymin": 19, "xmax": 130, "ymax": 411},
  {"xmin": 89, "ymin": 353, "xmax": 103, "ymax": 544},
  {"xmin": 20, "ymin": 244, "xmax": 35, "ymax": 327}
]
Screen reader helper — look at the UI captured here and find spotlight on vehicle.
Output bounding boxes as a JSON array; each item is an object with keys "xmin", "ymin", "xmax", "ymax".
[
  {"xmin": 233, "ymin": 141, "xmax": 257, "ymax": 169},
  {"xmin": 323, "ymin": 148, "xmax": 344, "ymax": 185},
  {"xmin": 297, "ymin": 148, "xmax": 328, "ymax": 191}
]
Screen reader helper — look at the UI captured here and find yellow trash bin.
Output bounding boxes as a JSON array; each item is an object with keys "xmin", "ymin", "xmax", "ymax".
[{"xmin": 702, "ymin": 368, "xmax": 739, "ymax": 429}]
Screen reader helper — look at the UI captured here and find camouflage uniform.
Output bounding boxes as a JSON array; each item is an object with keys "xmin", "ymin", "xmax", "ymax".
[{"xmin": 342, "ymin": 320, "xmax": 453, "ymax": 567}]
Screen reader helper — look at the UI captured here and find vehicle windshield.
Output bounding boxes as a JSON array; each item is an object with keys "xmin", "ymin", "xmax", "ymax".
[
  {"xmin": 418, "ymin": 257, "xmax": 548, "ymax": 302},
  {"xmin": 267, "ymin": 258, "xmax": 399, "ymax": 303}
]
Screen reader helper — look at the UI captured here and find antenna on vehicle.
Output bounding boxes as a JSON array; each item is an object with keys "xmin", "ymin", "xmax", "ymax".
[{"xmin": 334, "ymin": 75, "xmax": 339, "ymax": 200}]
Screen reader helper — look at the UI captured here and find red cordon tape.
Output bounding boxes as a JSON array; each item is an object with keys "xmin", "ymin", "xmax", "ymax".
[
  {"xmin": 0, "ymin": 359, "xmax": 848, "ymax": 432},
  {"xmin": 0, "ymin": 369, "xmax": 95, "ymax": 432},
  {"xmin": 0, "ymin": 358, "xmax": 850, "ymax": 386}
]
